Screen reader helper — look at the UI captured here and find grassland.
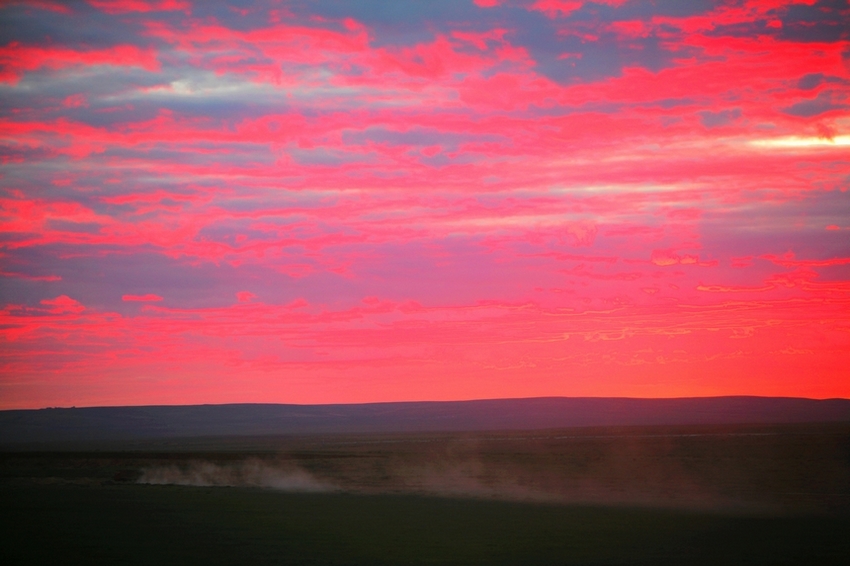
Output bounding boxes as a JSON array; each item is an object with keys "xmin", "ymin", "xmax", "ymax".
[{"xmin": 2, "ymin": 422, "xmax": 849, "ymax": 565}]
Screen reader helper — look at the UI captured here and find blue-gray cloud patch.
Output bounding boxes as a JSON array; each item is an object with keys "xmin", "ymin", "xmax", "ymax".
[
  {"xmin": 699, "ymin": 189, "xmax": 850, "ymax": 262},
  {"xmin": 279, "ymin": 0, "xmax": 710, "ymax": 84},
  {"xmin": 288, "ymin": 146, "xmax": 376, "ymax": 166},
  {"xmin": 778, "ymin": 0, "xmax": 850, "ymax": 43},
  {"xmin": 45, "ymin": 220, "xmax": 103, "ymax": 235},
  {"xmin": 342, "ymin": 126, "xmax": 504, "ymax": 150},
  {"xmin": 0, "ymin": 2, "xmax": 160, "ymax": 50},
  {"xmin": 796, "ymin": 73, "xmax": 849, "ymax": 91},
  {"xmin": 708, "ymin": 0, "xmax": 850, "ymax": 43},
  {"xmin": 782, "ymin": 90, "xmax": 848, "ymax": 117},
  {"xmin": 699, "ymin": 108, "xmax": 741, "ymax": 128},
  {"xmin": 798, "ymin": 73, "xmax": 826, "ymax": 90},
  {"xmin": 1, "ymin": 0, "xmax": 717, "ymax": 90}
]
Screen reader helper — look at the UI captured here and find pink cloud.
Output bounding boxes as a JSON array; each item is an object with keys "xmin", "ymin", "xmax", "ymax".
[
  {"xmin": 2, "ymin": 0, "xmax": 849, "ymax": 408},
  {"xmin": 236, "ymin": 291, "xmax": 257, "ymax": 302},
  {"xmin": 40, "ymin": 295, "xmax": 85, "ymax": 314},
  {"xmin": 0, "ymin": 44, "xmax": 159, "ymax": 84},
  {"xmin": 0, "ymin": 271, "xmax": 61, "ymax": 281},
  {"xmin": 87, "ymin": 0, "xmax": 190, "ymax": 13},
  {"xmin": 530, "ymin": 1, "xmax": 583, "ymax": 19},
  {"xmin": 3, "ymin": 291, "xmax": 848, "ymax": 408}
]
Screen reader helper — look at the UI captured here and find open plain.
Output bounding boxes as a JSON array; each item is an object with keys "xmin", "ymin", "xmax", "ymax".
[{"xmin": 3, "ymin": 422, "xmax": 849, "ymax": 565}]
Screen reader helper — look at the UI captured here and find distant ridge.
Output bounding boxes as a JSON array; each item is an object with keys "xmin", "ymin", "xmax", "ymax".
[{"xmin": 1, "ymin": 396, "xmax": 848, "ymax": 447}]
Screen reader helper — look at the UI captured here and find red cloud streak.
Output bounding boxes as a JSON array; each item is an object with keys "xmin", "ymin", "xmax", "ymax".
[{"xmin": 1, "ymin": 0, "xmax": 849, "ymax": 408}]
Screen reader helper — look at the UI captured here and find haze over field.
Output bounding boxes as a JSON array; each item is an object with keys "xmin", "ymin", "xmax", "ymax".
[
  {"xmin": 6, "ymin": 421, "xmax": 849, "ymax": 514},
  {"xmin": 3, "ymin": 396, "xmax": 850, "ymax": 445},
  {"xmin": 132, "ymin": 425, "xmax": 850, "ymax": 514},
  {"xmin": 1, "ymin": 0, "xmax": 850, "ymax": 408}
]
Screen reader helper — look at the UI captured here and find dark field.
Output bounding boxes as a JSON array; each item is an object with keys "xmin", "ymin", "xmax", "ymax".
[{"xmin": 3, "ymin": 422, "xmax": 849, "ymax": 565}]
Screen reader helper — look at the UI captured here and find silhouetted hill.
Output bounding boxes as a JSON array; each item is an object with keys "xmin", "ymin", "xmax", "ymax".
[{"xmin": 1, "ymin": 396, "xmax": 848, "ymax": 447}]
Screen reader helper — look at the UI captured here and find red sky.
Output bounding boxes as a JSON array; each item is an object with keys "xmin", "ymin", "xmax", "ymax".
[{"xmin": 1, "ymin": 0, "xmax": 849, "ymax": 409}]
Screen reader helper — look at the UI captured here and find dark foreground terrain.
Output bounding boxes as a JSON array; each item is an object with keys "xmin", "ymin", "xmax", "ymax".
[
  {"xmin": 4, "ymin": 397, "xmax": 849, "ymax": 443},
  {"xmin": 2, "ymin": 422, "xmax": 849, "ymax": 565}
]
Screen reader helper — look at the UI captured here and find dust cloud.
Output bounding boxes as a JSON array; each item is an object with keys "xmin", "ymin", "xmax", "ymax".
[
  {"xmin": 370, "ymin": 442, "xmax": 729, "ymax": 511},
  {"xmin": 131, "ymin": 426, "xmax": 850, "ymax": 514},
  {"xmin": 138, "ymin": 459, "xmax": 333, "ymax": 492}
]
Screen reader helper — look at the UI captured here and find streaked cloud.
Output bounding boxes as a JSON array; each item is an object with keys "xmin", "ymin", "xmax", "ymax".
[{"xmin": 1, "ymin": 0, "xmax": 848, "ymax": 408}]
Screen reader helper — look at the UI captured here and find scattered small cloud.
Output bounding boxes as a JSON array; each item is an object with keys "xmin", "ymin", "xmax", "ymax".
[
  {"xmin": 40, "ymin": 295, "xmax": 85, "ymax": 314},
  {"xmin": 236, "ymin": 291, "xmax": 257, "ymax": 302}
]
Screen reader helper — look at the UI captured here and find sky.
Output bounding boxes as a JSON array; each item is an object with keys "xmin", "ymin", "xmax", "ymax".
[{"xmin": 1, "ymin": 0, "xmax": 849, "ymax": 409}]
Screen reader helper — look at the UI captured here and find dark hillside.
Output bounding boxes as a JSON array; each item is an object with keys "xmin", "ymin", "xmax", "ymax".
[{"xmin": 2, "ymin": 396, "xmax": 848, "ymax": 447}]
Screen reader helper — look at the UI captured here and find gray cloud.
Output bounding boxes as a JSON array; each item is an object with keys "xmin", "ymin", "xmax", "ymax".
[
  {"xmin": 783, "ymin": 90, "xmax": 848, "ymax": 117},
  {"xmin": 699, "ymin": 108, "xmax": 741, "ymax": 128}
]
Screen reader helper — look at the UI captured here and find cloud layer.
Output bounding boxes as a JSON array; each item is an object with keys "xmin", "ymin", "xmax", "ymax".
[{"xmin": 2, "ymin": 0, "xmax": 849, "ymax": 408}]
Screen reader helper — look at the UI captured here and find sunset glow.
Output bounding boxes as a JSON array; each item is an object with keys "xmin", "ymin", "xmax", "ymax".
[{"xmin": 1, "ymin": 0, "xmax": 849, "ymax": 408}]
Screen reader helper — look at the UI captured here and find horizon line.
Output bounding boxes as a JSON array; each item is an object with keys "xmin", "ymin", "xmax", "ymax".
[{"xmin": 6, "ymin": 394, "xmax": 850, "ymax": 412}]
